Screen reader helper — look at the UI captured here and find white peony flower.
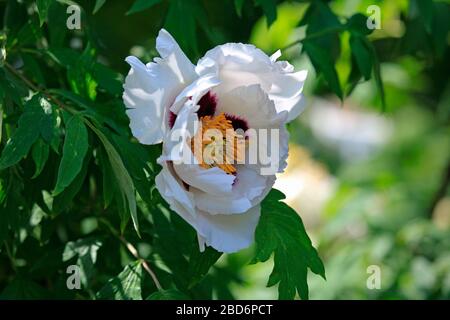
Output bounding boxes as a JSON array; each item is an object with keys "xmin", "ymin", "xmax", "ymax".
[{"xmin": 123, "ymin": 29, "xmax": 307, "ymax": 253}]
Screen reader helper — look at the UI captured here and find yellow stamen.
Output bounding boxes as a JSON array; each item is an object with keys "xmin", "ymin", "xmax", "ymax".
[{"xmin": 191, "ymin": 113, "xmax": 246, "ymax": 174}]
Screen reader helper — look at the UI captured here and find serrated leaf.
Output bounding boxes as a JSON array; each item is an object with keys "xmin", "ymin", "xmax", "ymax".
[
  {"xmin": 0, "ymin": 95, "xmax": 53, "ymax": 170},
  {"xmin": 63, "ymin": 237, "xmax": 103, "ymax": 287},
  {"xmin": 53, "ymin": 115, "xmax": 88, "ymax": 195},
  {"xmin": 93, "ymin": 0, "xmax": 106, "ymax": 14},
  {"xmin": 252, "ymin": 189, "xmax": 325, "ymax": 300},
  {"xmin": 96, "ymin": 261, "xmax": 143, "ymax": 300},
  {"xmin": 36, "ymin": 0, "xmax": 52, "ymax": 26},
  {"xmin": 147, "ymin": 289, "xmax": 189, "ymax": 300},
  {"xmin": 126, "ymin": 0, "xmax": 162, "ymax": 15},
  {"xmin": 31, "ymin": 138, "xmax": 49, "ymax": 179}
]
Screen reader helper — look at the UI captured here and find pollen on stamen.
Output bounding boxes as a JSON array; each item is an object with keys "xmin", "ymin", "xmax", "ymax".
[{"xmin": 190, "ymin": 112, "xmax": 246, "ymax": 175}]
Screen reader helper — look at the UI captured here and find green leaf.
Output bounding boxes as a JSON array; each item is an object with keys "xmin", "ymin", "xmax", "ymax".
[
  {"xmin": 36, "ymin": 0, "xmax": 52, "ymax": 26},
  {"xmin": 303, "ymin": 41, "xmax": 343, "ymax": 100},
  {"xmin": 252, "ymin": 189, "xmax": 325, "ymax": 300},
  {"xmin": 31, "ymin": 138, "xmax": 49, "ymax": 179},
  {"xmin": 96, "ymin": 261, "xmax": 143, "ymax": 300},
  {"xmin": 147, "ymin": 289, "xmax": 189, "ymax": 300},
  {"xmin": 92, "ymin": 64, "xmax": 123, "ymax": 96},
  {"xmin": 346, "ymin": 13, "xmax": 373, "ymax": 36},
  {"xmin": 187, "ymin": 246, "xmax": 222, "ymax": 288},
  {"xmin": 255, "ymin": 0, "xmax": 277, "ymax": 27},
  {"xmin": 0, "ymin": 95, "xmax": 53, "ymax": 170},
  {"xmin": 89, "ymin": 124, "xmax": 139, "ymax": 236},
  {"xmin": 63, "ymin": 237, "xmax": 103, "ymax": 287},
  {"xmin": 164, "ymin": 0, "xmax": 202, "ymax": 57},
  {"xmin": 349, "ymin": 35, "xmax": 372, "ymax": 81},
  {"xmin": 53, "ymin": 152, "xmax": 90, "ymax": 213},
  {"xmin": 126, "ymin": 0, "xmax": 162, "ymax": 15},
  {"xmin": 93, "ymin": 0, "xmax": 106, "ymax": 14},
  {"xmin": 300, "ymin": 1, "xmax": 343, "ymax": 100},
  {"xmin": 53, "ymin": 115, "xmax": 88, "ymax": 196},
  {"xmin": 363, "ymin": 38, "xmax": 386, "ymax": 110},
  {"xmin": 67, "ymin": 45, "xmax": 98, "ymax": 101}
]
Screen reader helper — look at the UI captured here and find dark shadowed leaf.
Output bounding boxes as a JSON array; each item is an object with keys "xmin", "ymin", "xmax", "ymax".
[
  {"xmin": 31, "ymin": 138, "xmax": 49, "ymax": 179},
  {"xmin": 53, "ymin": 115, "xmax": 88, "ymax": 195},
  {"xmin": 0, "ymin": 95, "xmax": 53, "ymax": 170},
  {"xmin": 303, "ymin": 41, "xmax": 343, "ymax": 100}
]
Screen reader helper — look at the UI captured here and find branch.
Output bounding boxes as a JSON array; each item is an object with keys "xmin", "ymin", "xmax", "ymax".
[
  {"xmin": 4, "ymin": 62, "xmax": 78, "ymax": 114},
  {"xmin": 99, "ymin": 218, "xmax": 163, "ymax": 291},
  {"xmin": 280, "ymin": 26, "xmax": 345, "ymax": 52}
]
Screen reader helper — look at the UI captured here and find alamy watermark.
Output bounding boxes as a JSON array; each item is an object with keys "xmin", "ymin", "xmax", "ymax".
[
  {"xmin": 66, "ymin": 5, "xmax": 81, "ymax": 30},
  {"xmin": 66, "ymin": 265, "xmax": 81, "ymax": 290},
  {"xmin": 366, "ymin": 265, "xmax": 381, "ymax": 290},
  {"xmin": 367, "ymin": 5, "xmax": 381, "ymax": 30}
]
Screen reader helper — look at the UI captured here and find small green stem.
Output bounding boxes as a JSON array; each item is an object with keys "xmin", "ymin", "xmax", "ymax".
[{"xmin": 280, "ymin": 26, "xmax": 345, "ymax": 52}]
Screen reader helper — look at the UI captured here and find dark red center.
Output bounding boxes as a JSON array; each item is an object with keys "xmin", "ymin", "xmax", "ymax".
[{"xmin": 168, "ymin": 91, "xmax": 248, "ymax": 132}]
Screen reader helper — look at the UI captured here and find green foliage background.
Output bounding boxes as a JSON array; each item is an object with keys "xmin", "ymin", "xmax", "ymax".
[{"xmin": 0, "ymin": 0, "xmax": 449, "ymax": 300}]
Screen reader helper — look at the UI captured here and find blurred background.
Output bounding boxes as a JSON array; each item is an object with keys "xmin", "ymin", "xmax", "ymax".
[{"xmin": 1, "ymin": 0, "xmax": 449, "ymax": 300}]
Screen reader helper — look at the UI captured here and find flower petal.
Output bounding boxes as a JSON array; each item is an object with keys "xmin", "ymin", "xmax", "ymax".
[
  {"xmin": 191, "ymin": 166, "xmax": 269, "ymax": 214},
  {"xmin": 269, "ymin": 69, "xmax": 307, "ymax": 122},
  {"xmin": 124, "ymin": 30, "xmax": 196, "ymax": 145},
  {"xmin": 156, "ymin": 29, "xmax": 196, "ymax": 81},
  {"xmin": 173, "ymin": 164, "xmax": 235, "ymax": 196},
  {"xmin": 155, "ymin": 160, "xmax": 196, "ymax": 221},
  {"xmin": 195, "ymin": 205, "xmax": 261, "ymax": 253},
  {"xmin": 215, "ymin": 84, "xmax": 287, "ymax": 129},
  {"xmin": 197, "ymin": 43, "xmax": 307, "ymax": 122}
]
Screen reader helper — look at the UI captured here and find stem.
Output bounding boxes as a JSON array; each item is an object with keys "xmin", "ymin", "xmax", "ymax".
[
  {"xmin": 4, "ymin": 62, "xmax": 78, "ymax": 115},
  {"xmin": 99, "ymin": 218, "xmax": 163, "ymax": 291},
  {"xmin": 280, "ymin": 26, "xmax": 344, "ymax": 52}
]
